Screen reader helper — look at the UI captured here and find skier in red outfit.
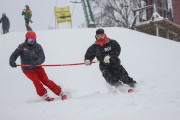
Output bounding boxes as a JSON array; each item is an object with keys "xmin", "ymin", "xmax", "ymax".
[{"xmin": 9, "ymin": 31, "xmax": 67, "ymax": 101}]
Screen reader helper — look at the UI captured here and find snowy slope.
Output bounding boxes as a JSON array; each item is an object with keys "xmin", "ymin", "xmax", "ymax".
[{"xmin": 0, "ymin": 28, "xmax": 180, "ymax": 120}]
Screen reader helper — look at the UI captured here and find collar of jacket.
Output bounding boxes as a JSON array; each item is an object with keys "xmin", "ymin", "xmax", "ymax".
[{"xmin": 95, "ymin": 34, "xmax": 108, "ymax": 46}]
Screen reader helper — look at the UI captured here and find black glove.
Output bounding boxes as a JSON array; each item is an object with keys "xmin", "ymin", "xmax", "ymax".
[{"xmin": 10, "ymin": 61, "xmax": 17, "ymax": 68}]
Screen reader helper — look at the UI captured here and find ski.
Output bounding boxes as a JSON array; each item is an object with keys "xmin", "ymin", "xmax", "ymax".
[
  {"xmin": 45, "ymin": 94, "xmax": 69, "ymax": 102},
  {"xmin": 111, "ymin": 84, "xmax": 136, "ymax": 93},
  {"xmin": 45, "ymin": 97, "xmax": 55, "ymax": 102},
  {"xmin": 128, "ymin": 88, "xmax": 134, "ymax": 93},
  {"xmin": 45, "ymin": 97, "xmax": 68, "ymax": 102},
  {"xmin": 43, "ymin": 89, "xmax": 71, "ymax": 102}
]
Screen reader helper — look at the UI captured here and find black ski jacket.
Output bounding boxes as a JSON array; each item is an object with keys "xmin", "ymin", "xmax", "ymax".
[
  {"xmin": 9, "ymin": 41, "xmax": 45, "ymax": 71},
  {"xmin": 84, "ymin": 38, "xmax": 121, "ymax": 65},
  {"xmin": 0, "ymin": 16, "xmax": 10, "ymax": 28}
]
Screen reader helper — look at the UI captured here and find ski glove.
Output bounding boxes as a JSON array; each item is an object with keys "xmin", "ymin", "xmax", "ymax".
[
  {"xmin": 10, "ymin": 61, "xmax": 17, "ymax": 68},
  {"xmin": 104, "ymin": 55, "xmax": 110, "ymax": 64},
  {"xmin": 84, "ymin": 60, "xmax": 91, "ymax": 66}
]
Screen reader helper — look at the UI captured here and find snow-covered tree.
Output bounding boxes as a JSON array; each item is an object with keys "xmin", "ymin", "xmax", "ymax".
[{"xmin": 90, "ymin": 0, "xmax": 146, "ymax": 28}]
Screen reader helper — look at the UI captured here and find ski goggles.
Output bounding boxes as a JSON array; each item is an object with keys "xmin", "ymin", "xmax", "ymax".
[
  {"xmin": 27, "ymin": 38, "xmax": 36, "ymax": 43},
  {"xmin": 96, "ymin": 34, "xmax": 105, "ymax": 40}
]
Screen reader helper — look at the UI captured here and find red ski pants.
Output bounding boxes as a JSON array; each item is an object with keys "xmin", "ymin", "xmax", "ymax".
[{"xmin": 23, "ymin": 67, "xmax": 61, "ymax": 96}]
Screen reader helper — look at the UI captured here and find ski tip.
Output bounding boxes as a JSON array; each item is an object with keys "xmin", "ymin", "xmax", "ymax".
[
  {"xmin": 61, "ymin": 95, "xmax": 68, "ymax": 100},
  {"xmin": 128, "ymin": 89, "xmax": 134, "ymax": 93},
  {"xmin": 51, "ymin": 98, "xmax": 55, "ymax": 101},
  {"xmin": 48, "ymin": 98, "xmax": 55, "ymax": 102}
]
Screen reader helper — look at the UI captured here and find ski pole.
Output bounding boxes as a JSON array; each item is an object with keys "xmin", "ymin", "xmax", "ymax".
[
  {"xmin": 16, "ymin": 61, "xmax": 98, "ymax": 67},
  {"xmin": 1, "ymin": 26, "xmax": 2, "ymax": 34}
]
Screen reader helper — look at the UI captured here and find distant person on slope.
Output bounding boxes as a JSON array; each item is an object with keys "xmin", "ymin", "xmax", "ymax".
[
  {"xmin": 0, "ymin": 13, "xmax": 10, "ymax": 34},
  {"xmin": 22, "ymin": 5, "xmax": 32, "ymax": 31},
  {"xmin": 9, "ymin": 31, "xmax": 67, "ymax": 101},
  {"xmin": 84, "ymin": 28, "xmax": 137, "ymax": 88}
]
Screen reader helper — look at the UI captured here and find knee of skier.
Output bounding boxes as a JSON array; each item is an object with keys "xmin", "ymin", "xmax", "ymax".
[{"xmin": 53, "ymin": 86, "xmax": 61, "ymax": 96}]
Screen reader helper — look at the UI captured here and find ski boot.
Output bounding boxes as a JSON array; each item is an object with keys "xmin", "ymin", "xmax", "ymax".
[
  {"xmin": 59, "ymin": 91, "xmax": 67, "ymax": 100},
  {"xmin": 42, "ymin": 93, "xmax": 54, "ymax": 102},
  {"xmin": 127, "ymin": 80, "xmax": 137, "ymax": 88}
]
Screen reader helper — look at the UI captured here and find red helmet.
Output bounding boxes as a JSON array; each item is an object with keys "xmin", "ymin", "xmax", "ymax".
[{"xmin": 26, "ymin": 31, "xmax": 36, "ymax": 39}]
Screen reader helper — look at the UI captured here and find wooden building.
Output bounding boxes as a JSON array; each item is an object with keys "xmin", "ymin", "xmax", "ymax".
[{"xmin": 133, "ymin": 0, "xmax": 180, "ymax": 41}]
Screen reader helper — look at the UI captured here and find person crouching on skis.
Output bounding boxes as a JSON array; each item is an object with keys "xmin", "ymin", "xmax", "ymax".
[
  {"xmin": 84, "ymin": 28, "xmax": 137, "ymax": 88},
  {"xmin": 9, "ymin": 31, "xmax": 67, "ymax": 101}
]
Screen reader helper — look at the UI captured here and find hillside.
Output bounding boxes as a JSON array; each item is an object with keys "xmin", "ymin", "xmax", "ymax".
[{"xmin": 0, "ymin": 28, "xmax": 180, "ymax": 120}]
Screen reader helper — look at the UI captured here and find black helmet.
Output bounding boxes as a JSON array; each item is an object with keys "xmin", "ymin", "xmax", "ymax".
[
  {"xmin": 25, "ymin": 5, "xmax": 29, "ymax": 8},
  {"xmin": 2, "ymin": 13, "xmax": 6, "ymax": 17},
  {"xmin": 96, "ymin": 28, "xmax": 104, "ymax": 34}
]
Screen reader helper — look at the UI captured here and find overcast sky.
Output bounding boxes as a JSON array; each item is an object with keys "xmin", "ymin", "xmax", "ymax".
[{"xmin": 0, "ymin": 0, "xmax": 85, "ymax": 32}]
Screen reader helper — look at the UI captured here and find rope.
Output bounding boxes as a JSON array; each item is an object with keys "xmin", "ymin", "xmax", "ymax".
[{"xmin": 17, "ymin": 61, "xmax": 98, "ymax": 67}]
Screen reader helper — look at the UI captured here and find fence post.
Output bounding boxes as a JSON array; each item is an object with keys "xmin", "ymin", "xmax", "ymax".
[
  {"xmin": 155, "ymin": 24, "xmax": 159, "ymax": 36},
  {"xmin": 153, "ymin": 4, "xmax": 157, "ymax": 13}
]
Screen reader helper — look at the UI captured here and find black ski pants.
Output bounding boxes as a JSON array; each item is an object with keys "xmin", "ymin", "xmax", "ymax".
[
  {"xmin": 25, "ymin": 18, "xmax": 32, "ymax": 31},
  {"xmin": 2, "ymin": 26, "xmax": 9, "ymax": 34},
  {"xmin": 99, "ymin": 57, "xmax": 133, "ymax": 86}
]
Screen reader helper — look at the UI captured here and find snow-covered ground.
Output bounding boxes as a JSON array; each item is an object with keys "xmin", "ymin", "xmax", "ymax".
[{"xmin": 0, "ymin": 28, "xmax": 180, "ymax": 120}]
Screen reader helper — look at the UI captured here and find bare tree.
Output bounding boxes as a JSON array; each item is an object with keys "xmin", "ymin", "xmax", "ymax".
[{"xmin": 90, "ymin": 0, "xmax": 143, "ymax": 28}]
